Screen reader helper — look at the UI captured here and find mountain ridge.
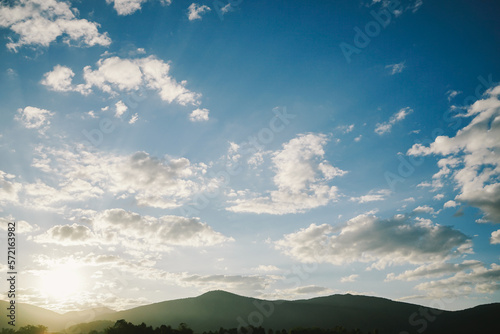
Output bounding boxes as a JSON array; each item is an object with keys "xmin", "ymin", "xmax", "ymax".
[{"xmin": 1, "ymin": 290, "xmax": 498, "ymax": 334}]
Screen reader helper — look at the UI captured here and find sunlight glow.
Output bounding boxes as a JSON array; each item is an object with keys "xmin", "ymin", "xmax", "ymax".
[{"xmin": 39, "ymin": 266, "xmax": 83, "ymax": 300}]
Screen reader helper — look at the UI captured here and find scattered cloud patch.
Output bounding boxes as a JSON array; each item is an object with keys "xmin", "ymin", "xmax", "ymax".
[
  {"xmin": 188, "ymin": 3, "xmax": 211, "ymax": 21},
  {"xmin": 15, "ymin": 106, "xmax": 54, "ymax": 132},
  {"xmin": 340, "ymin": 274, "xmax": 359, "ymax": 283},
  {"xmin": 375, "ymin": 107, "xmax": 413, "ymax": 135},
  {"xmin": 189, "ymin": 108, "xmax": 210, "ymax": 122},
  {"xmin": 43, "ymin": 56, "xmax": 202, "ymax": 106},
  {"xmin": 407, "ymin": 85, "xmax": 500, "ymax": 223},
  {"xmin": 386, "ymin": 61, "xmax": 405, "ymax": 75},
  {"xmin": 227, "ymin": 133, "xmax": 346, "ymax": 214},
  {"xmin": 491, "ymin": 230, "xmax": 500, "ymax": 244},
  {"xmin": 275, "ymin": 214, "xmax": 472, "ymax": 269},
  {"xmin": 350, "ymin": 189, "xmax": 391, "ymax": 203},
  {"xmin": 0, "ymin": 0, "xmax": 111, "ymax": 51}
]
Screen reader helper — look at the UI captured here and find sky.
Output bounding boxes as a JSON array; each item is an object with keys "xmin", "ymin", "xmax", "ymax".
[{"xmin": 0, "ymin": 0, "xmax": 500, "ymax": 316}]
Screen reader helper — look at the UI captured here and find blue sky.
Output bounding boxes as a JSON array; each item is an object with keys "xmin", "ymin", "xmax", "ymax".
[{"xmin": 0, "ymin": 0, "xmax": 500, "ymax": 315}]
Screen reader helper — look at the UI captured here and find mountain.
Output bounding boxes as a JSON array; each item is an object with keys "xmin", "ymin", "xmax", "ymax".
[{"xmin": 1, "ymin": 291, "xmax": 499, "ymax": 334}]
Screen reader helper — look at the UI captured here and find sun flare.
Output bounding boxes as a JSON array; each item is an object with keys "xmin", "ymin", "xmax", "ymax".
[{"xmin": 40, "ymin": 266, "xmax": 83, "ymax": 300}]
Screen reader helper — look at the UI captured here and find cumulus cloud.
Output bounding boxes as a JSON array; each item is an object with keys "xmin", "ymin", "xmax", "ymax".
[
  {"xmin": 385, "ymin": 61, "xmax": 405, "ymax": 75},
  {"xmin": 375, "ymin": 107, "xmax": 413, "ymax": 135},
  {"xmin": 40, "ymin": 65, "xmax": 87, "ymax": 94},
  {"xmin": 0, "ymin": 170, "xmax": 22, "ymax": 206},
  {"xmin": 15, "ymin": 106, "xmax": 54, "ymax": 132},
  {"xmin": 350, "ymin": 189, "xmax": 391, "ymax": 203},
  {"xmin": 106, "ymin": 0, "xmax": 171, "ymax": 16},
  {"xmin": 188, "ymin": 3, "xmax": 211, "ymax": 21},
  {"xmin": 407, "ymin": 85, "xmax": 500, "ymax": 223},
  {"xmin": 227, "ymin": 133, "xmax": 346, "ymax": 214},
  {"xmin": 35, "ymin": 223, "xmax": 97, "ymax": 245},
  {"xmin": 412, "ymin": 263, "xmax": 500, "ymax": 298},
  {"xmin": 0, "ymin": 0, "xmax": 111, "ymax": 51},
  {"xmin": 413, "ymin": 205, "xmax": 439, "ymax": 215},
  {"xmin": 115, "ymin": 100, "xmax": 128, "ymax": 118},
  {"xmin": 275, "ymin": 214, "xmax": 472, "ymax": 269},
  {"xmin": 42, "ymin": 56, "xmax": 202, "ymax": 106},
  {"xmin": 444, "ymin": 200, "xmax": 458, "ymax": 209},
  {"xmin": 189, "ymin": 108, "xmax": 210, "ymax": 122},
  {"xmin": 28, "ymin": 145, "xmax": 211, "ymax": 210},
  {"xmin": 491, "ymin": 230, "xmax": 500, "ymax": 244},
  {"xmin": 340, "ymin": 274, "xmax": 359, "ymax": 283},
  {"xmin": 386, "ymin": 260, "xmax": 483, "ymax": 281},
  {"xmin": 35, "ymin": 209, "xmax": 232, "ymax": 251}
]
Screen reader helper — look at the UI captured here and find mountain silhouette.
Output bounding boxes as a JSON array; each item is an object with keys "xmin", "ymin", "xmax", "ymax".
[{"xmin": 1, "ymin": 290, "xmax": 498, "ymax": 334}]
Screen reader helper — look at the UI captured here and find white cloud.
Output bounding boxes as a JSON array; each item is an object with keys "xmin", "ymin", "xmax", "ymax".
[
  {"xmin": 0, "ymin": 216, "xmax": 39, "ymax": 233},
  {"xmin": 15, "ymin": 106, "xmax": 54, "ymax": 131},
  {"xmin": 27, "ymin": 145, "xmax": 211, "ymax": 210},
  {"xmin": 433, "ymin": 193, "xmax": 444, "ymax": 200},
  {"xmin": 407, "ymin": 85, "xmax": 500, "ymax": 223},
  {"xmin": 43, "ymin": 56, "xmax": 202, "ymax": 107},
  {"xmin": 189, "ymin": 108, "xmax": 210, "ymax": 122},
  {"xmin": 491, "ymin": 230, "xmax": 500, "ymax": 244},
  {"xmin": 350, "ymin": 189, "xmax": 391, "ymax": 203},
  {"xmin": 188, "ymin": 3, "xmax": 211, "ymax": 21},
  {"xmin": 413, "ymin": 205, "xmax": 438, "ymax": 215},
  {"xmin": 444, "ymin": 200, "xmax": 458, "ymax": 209},
  {"xmin": 35, "ymin": 223, "xmax": 97, "ymax": 246},
  {"xmin": 40, "ymin": 65, "xmax": 86, "ymax": 94},
  {"xmin": 385, "ymin": 61, "xmax": 405, "ymax": 75},
  {"xmin": 129, "ymin": 113, "xmax": 139, "ymax": 124},
  {"xmin": 412, "ymin": 263, "xmax": 500, "ymax": 298},
  {"xmin": 115, "ymin": 100, "xmax": 128, "ymax": 118},
  {"xmin": 340, "ymin": 274, "xmax": 359, "ymax": 283},
  {"xmin": 446, "ymin": 90, "xmax": 462, "ymax": 101},
  {"xmin": 105, "ymin": 0, "xmax": 171, "ymax": 16},
  {"xmin": 386, "ymin": 260, "xmax": 483, "ymax": 281},
  {"xmin": 260, "ymin": 285, "xmax": 336, "ymax": 300},
  {"xmin": 35, "ymin": 209, "xmax": 232, "ymax": 251},
  {"xmin": 0, "ymin": 0, "xmax": 111, "ymax": 51},
  {"xmin": 251, "ymin": 265, "xmax": 280, "ymax": 273},
  {"xmin": 227, "ymin": 133, "xmax": 347, "ymax": 214},
  {"xmin": 354, "ymin": 135, "xmax": 362, "ymax": 142},
  {"xmin": 375, "ymin": 107, "xmax": 413, "ymax": 135},
  {"xmin": 275, "ymin": 214, "xmax": 472, "ymax": 269},
  {"xmin": 337, "ymin": 124, "xmax": 354, "ymax": 134},
  {"xmin": 0, "ymin": 171, "xmax": 22, "ymax": 206}
]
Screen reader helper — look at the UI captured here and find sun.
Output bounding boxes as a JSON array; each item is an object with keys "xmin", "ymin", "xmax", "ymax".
[{"xmin": 40, "ymin": 265, "xmax": 84, "ymax": 300}]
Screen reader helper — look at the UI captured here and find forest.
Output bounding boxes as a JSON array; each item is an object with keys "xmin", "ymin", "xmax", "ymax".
[{"xmin": 0, "ymin": 321, "xmax": 378, "ymax": 334}]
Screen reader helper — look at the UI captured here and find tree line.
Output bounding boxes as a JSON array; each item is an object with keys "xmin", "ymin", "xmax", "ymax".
[{"xmin": 1, "ymin": 321, "xmax": 378, "ymax": 334}]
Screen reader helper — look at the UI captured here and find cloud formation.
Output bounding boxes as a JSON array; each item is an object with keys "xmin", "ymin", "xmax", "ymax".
[
  {"xmin": 35, "ymin": 208, "xmax": 232, "ymax": 251},
  {"xmin": 375, "ymin": 107, "xmax": 413, "ymax": 135},
  {"xmin": 0, "ymin": 0, "xmax": 111, "ymax": 51},
  {"xmin": 188, "ymin": 3, "xmax": 211, "ymax": 21},
  {"xmin": 106, "ymin": 0, "xmax": 171, "ymax": 16},
  {"xmin": 407, "ymin": 85, "xmax": 500, "ymax": 223},
  {"xmin": 28, "ymin": 145, "xmax": 211, "ymax": 210},
  {"xmin": 227, "ymin": 133, "xmax": 346, "ymax": 214},
  {"xmin": 15, "ymin": 106, "xmax": 54, "ymax": 131},
  {"xmin": 275, "ymin": 214, "xmax": 472, "ymax": 269},
  {"xmin": 42, "ymin": 55, "xmax": 202, "ymax": 106}
]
